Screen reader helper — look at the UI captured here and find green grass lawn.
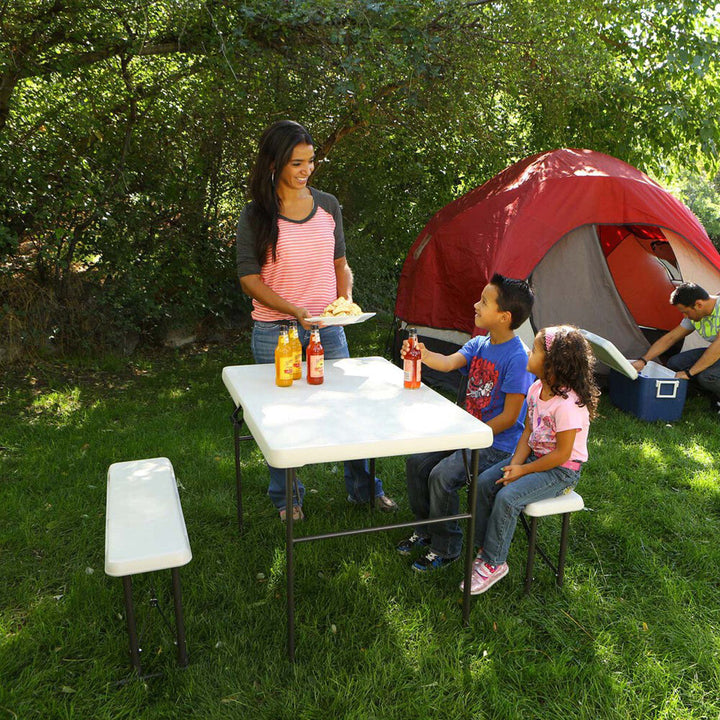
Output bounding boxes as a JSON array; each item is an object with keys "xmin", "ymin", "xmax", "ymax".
[{"xmin": 1, "ymin": 316, "xmax": 719, "ymax": 719}]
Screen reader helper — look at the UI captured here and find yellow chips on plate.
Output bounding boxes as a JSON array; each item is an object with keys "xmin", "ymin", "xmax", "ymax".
[{"xmin": 321, "ymin": 297, "xmax": 363, "ymax": 317}]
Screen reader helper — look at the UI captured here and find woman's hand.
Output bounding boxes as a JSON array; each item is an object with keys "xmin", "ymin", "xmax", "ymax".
[{"xmin": 294, "ymin": 307, "xmax": 312, "ymax": 330}]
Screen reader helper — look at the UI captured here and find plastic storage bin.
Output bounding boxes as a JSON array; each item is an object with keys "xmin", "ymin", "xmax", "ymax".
[{"xmin": 581, "ymin": 330, "xmax": 688, "ymax": 422}]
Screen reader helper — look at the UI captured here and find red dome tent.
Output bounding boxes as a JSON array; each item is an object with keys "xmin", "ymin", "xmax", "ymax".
[{"xmin": 394, "ymin": 148, "xmax": 720, "ymax": 382}]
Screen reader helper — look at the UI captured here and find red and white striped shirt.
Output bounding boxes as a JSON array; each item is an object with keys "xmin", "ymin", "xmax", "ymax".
[{"xmin": 236, "ymin": 188, "xmax": 346, "ymax": 322}]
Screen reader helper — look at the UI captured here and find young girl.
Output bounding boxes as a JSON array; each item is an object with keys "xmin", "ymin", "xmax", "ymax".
[{"xmin": 461, "ymin": 325, "xmax": 599, "ymax": 594}]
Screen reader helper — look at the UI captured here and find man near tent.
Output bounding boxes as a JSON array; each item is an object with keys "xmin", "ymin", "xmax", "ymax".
[{"xmin": 631, "ymin": 282, "xmax": 720, "ymax": 413}]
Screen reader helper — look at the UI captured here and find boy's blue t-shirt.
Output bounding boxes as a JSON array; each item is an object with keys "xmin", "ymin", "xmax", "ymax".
[{"xmin": 458, "ymin": 334, "xmax": 534, "ymax": 453}]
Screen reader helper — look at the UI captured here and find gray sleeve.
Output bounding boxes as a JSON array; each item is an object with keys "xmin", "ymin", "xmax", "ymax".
[
  {"xmin": 680, "ymin": 317, "xmax": 695, "ymax": 332},
  {"xmin": 236, "ymin": 205, "xmax": 261, "ymax": 277},
  {"xmin": 313, "ymin": 189, "xmax": 346, "ymax": 259}
]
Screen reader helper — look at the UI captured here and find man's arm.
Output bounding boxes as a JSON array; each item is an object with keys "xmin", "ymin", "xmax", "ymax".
[
  {"xmin": 631, "ymin": 324, "xmax": 692, "ymax": 371},
  {"xmin": 677, "ymin": 334, "xmax": 720, "ymax": 379}
]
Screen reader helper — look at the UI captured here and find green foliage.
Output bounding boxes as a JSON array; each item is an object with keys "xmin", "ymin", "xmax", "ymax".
[
  {"xmin": 1, "ymin": 0, "xmax": 719, "ymax": 353},
  {"xmin": 669, "ymin": 169, "xmax": 720, "ymax": 247}
]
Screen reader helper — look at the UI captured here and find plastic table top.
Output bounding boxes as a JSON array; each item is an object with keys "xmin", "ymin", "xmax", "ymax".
[{"xmin": 221, "ymin": 356, "xmax": 493, "ymax": 468}]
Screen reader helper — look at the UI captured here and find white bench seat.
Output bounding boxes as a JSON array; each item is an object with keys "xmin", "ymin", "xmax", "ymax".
[
  {"xmin": 105, "ymin": 457, "xmax": 192, "ymax": 576},
  {"xmin": 105, "ymin": 457, "xmax": 191, "ymax": 675},
  {"xmin": 521, "ymin": 490, "xmax": 584, "ymax": 593}
]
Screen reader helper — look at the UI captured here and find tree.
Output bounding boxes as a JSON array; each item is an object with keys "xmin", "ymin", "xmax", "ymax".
[{"xmin": 1, "ymin": 0, "xmax": 718, "ymax": 356}]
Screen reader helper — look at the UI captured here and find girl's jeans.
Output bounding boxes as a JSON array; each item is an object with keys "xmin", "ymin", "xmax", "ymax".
[
  {"xmin": 251, "ymin": 321, "xmax": 385, "ymax": 510},
  {"xmin": 406, "ymin": 446, "xmax": 510, "ymax": 559},
  {"xmin": 475, "ymin": 455, "xmax": 580, "ymax": 565}
]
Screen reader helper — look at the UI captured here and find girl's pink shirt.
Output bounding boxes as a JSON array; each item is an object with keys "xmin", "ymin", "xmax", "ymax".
[{"xmin": 526, "ymin": 379, "xmax": 590, "ymax": 463}]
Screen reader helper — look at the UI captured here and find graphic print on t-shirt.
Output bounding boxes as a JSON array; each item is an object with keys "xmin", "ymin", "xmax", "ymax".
[
  {"xmin": 465, "ymin": 356, "xmax": 499, "ymax": 419},
  {"xmin": 528, "ymin": 395, "xmax": 558, "ymax": 456}
]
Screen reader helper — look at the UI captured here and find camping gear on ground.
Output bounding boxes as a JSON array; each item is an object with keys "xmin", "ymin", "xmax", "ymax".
[
  {"xmin": 393, "ymin": 148, "xmax": 720, "ymax": 392},
  {"xmin": 582, "ymin": 329, "xmax": 688, "ymax": 422}
]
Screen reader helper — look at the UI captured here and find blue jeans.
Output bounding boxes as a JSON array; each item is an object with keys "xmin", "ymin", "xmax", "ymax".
[
  {"xmin": 251, "ymin": 321, "xmax": 385, "ymax": 509},
  {"xmin": 406, "ymin": 446, "xmax": 510, "ymax": 559},
  {"xmin": 475, "ymin": 455, "xmax": 580, "ymax": 565},
  {"xmin": 667, "ymin": 348, "xmax": 720, "ymax": 399}
]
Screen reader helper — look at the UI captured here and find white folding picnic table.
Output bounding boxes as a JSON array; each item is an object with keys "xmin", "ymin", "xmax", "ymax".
[{"xmin": 222, "ymin": 356, "xmax": 493, "ymax": 660}]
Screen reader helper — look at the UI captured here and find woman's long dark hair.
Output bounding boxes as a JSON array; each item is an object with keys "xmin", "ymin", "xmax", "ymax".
[
  {"xmin": 541, "ymin": 325, "xmax": 601, "ymax": 420},
  {"xmin": 247, "ymin": 120, "xmax": 314, "ymax": 265}
]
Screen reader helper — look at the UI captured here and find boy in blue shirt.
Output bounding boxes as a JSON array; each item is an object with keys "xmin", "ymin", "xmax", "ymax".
[{"xmin": 399, "ymin": 274, "xmax": 535, "ymax": 571}]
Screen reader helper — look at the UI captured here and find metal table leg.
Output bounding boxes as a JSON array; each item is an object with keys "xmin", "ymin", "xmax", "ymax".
[
  {"xmin": 462, "ymin": 449, "xmax": 480, "ymax": 626},
  {"xmin": 233, "ymin": 409, "xmax": 243, "ymax": 533},
  {"xmin": 231, "ymin": 404, "xmax": 253, "ymax": 534},
  {"xmin": 286, "ymin": 467, "xmax": 296, "ymax": 662}
]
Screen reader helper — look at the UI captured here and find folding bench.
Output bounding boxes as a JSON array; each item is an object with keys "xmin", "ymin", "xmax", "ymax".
[
  {"xmin": 521, "ymin": 490, "xmax": 584, "ymax": 593},
  {"xmin": 105, "ymin": 457, "xmax": 192, "ymax": 676}
]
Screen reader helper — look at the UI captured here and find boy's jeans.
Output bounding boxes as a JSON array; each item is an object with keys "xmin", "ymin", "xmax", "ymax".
[
  {"xmin": 475, "ymin": 455, "xmax": 580, "ymax": 565},
  {"xmin": 406, "ymin": 446, "xmax": 510, "ymax": 559},
  {"xmin": 251, "ymin": 321, "xmax": 384, "ymax": 510}
]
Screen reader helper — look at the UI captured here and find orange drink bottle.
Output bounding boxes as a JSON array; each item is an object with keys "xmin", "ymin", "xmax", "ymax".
[
  {"xmin": 274, "ymin": 326, "xmax": 294, "ymax": 387},
  {"xmin": 288, "ymin": 320, "xmax": 302, "ymax": 380},
  {"xmin": 306, "ymin": 324, "xmax": 324, "ymax": 385},
  {"xmin": 404, "ymin": 327, "xmax": 422, "ymax": 389}
]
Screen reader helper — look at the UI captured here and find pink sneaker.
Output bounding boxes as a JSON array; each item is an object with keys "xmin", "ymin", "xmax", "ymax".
[{"xmin": 460, "ymin": 560, "xmax": 509, "ymax": 595}]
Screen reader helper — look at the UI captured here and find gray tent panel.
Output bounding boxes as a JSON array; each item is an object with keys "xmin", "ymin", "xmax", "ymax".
[{"xmin": 530, "ymin": 225, "xmax": 650, "ymax": 365}]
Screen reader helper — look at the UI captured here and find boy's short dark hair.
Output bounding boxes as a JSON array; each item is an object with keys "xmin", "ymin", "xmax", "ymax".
[
  {"xmin": 490, "ymin": 273, "xmax": 534, "ymax": 330},
  {"xmin": 670, "ymin": 282, "xmax": 709, "ymax": 307}
]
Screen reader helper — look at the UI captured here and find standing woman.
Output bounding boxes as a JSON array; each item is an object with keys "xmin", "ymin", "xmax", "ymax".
[{"xmin": 236, "ymin": 120, "xmax": 397, "ymax": 521}]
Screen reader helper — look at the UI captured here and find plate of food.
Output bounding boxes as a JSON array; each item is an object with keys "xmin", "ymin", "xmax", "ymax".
[
  {"xmin": 306, "ymin": 297, "xmax": 376, "ymax": 326},
  {"xmin": 306, "ymin": 312, "xmax": 376, "ymax": 326}
]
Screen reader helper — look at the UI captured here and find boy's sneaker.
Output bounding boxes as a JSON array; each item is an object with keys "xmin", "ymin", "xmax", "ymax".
[
  {"xmin": 396, "ymin": 532, "xmax": 431, "ymax": 556},
  {"xmin": 459, "ymin": 560, "xmax": 509, "ymax": 594},
  {"xmin": 412, "ymin": 549, "xmax": 459, "ymax": 572}
]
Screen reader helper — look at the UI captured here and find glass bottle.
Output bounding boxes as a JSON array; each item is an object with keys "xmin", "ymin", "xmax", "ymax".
[
  {"xmin": 288, "ymin": 320, "xmax": 302, "ymax": 380},
  {"xmin": 403, "ymin": 327, "xmax": 422, "ymax": 389},
  {"xmin": 306, "ymin": 324, "xmax": 324, "ymax": 385},
  {"xmin": 274, "ymin": 326, "xmax": 294, "ymax": 387}
]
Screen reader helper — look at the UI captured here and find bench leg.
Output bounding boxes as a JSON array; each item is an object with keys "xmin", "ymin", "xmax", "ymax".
[
  {"xmin": 556, "ymin": 513, "xmax": 571, "ymax": 587},
  {"xmin": 524, "ymin": 517, "xmax": 538, "ymax": 595},
  {"xmin": 121, "ymin": 576, "xmax": 142, "ymax": 674},
  {"xmin": 171, "ymin": 568, "xmax": 189, "ymax": 667}
]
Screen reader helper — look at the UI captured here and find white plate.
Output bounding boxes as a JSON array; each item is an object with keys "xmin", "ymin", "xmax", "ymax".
[{"xmin": 305, "ymin": 312, "xmax": 376, "ymax": 326}]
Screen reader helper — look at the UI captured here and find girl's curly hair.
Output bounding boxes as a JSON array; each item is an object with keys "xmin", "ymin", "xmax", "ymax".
[{"xmin": 541, "ymin": 325, "xmax": 600, "ymax": 420}]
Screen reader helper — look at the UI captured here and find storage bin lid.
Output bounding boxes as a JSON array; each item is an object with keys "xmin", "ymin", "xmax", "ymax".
[{"xmin": 580, "ymin": 329, "xmax": 638, "ymax": 380}]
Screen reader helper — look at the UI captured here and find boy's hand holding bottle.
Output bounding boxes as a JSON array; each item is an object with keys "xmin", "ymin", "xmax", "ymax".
[
  {"xmin": 402, "ymin": 328, "xmax": 424, "ymax": 389},
  {"xmin": 400, "ymin": 338, "xmax": 427, "ymax": 362}
]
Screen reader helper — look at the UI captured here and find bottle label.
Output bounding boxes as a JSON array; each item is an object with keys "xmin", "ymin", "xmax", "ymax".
[
  {"xmin": 278, "ymin": 356, "xmax": 293, "ymax": 378},
  {"xmin": 309, "ymin": 355, "xmax": 324, "ymax": 378},
  {"xmin": 404, "ymin": 359, "xmax": 421, "ymax": 383}
]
